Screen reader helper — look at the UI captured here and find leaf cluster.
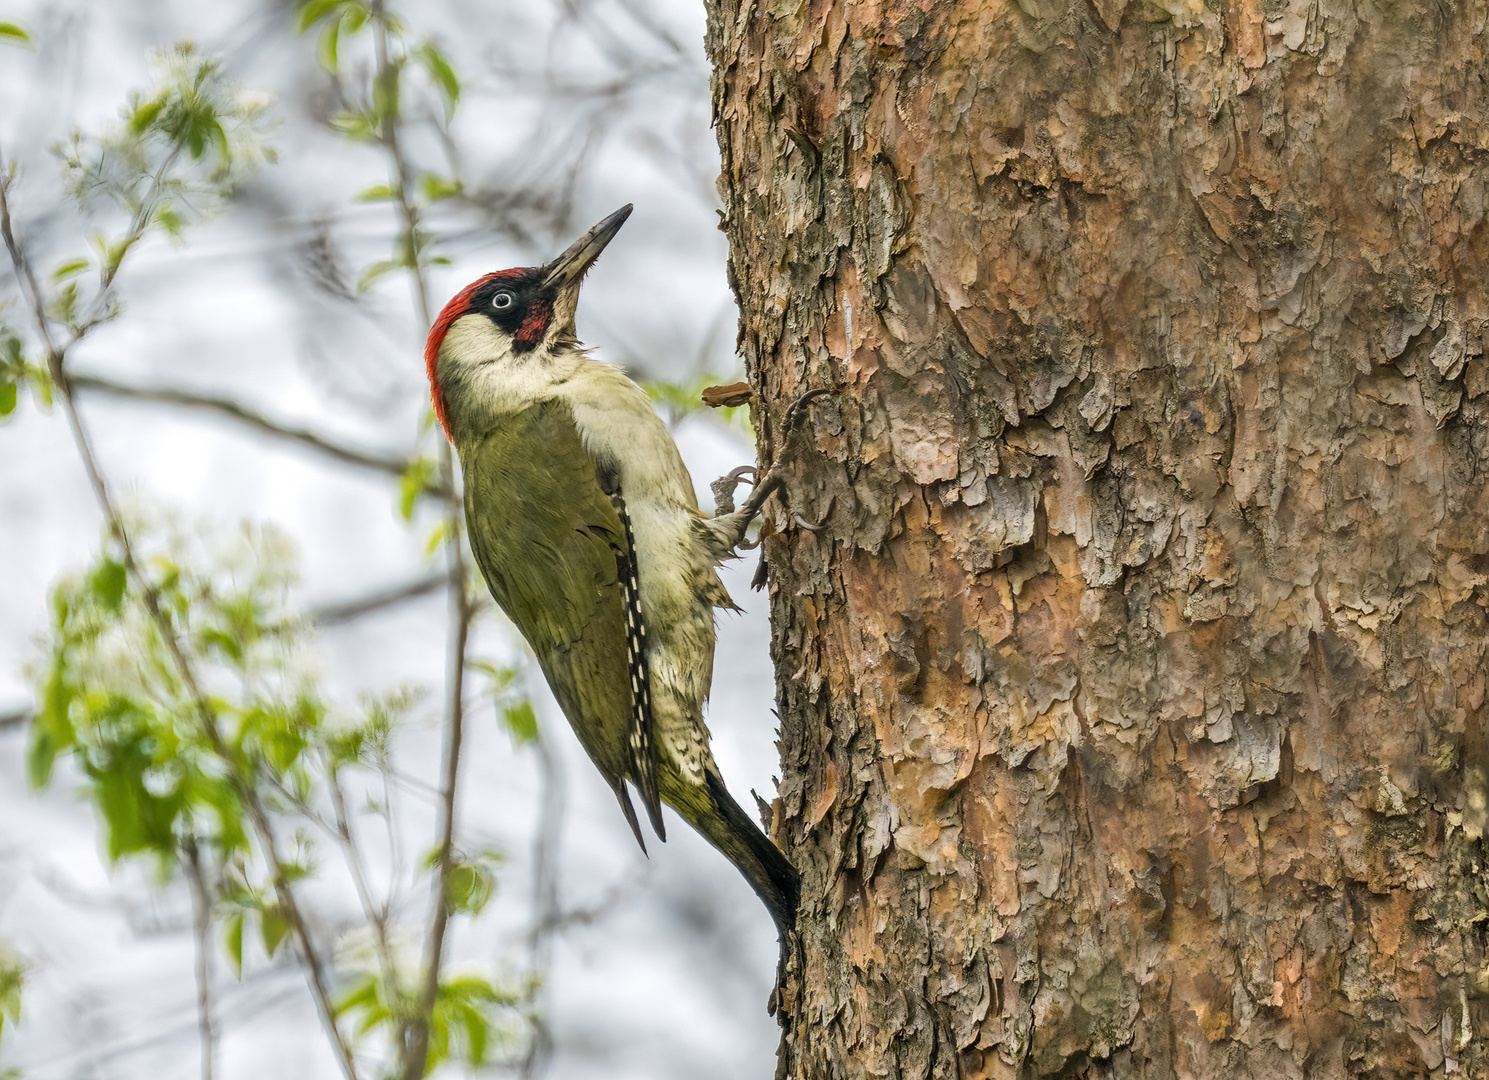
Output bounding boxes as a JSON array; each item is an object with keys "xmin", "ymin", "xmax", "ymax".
[
  {"xmin": 29, "ymin": 518, "xmax": 316, "ymax": 868},
  {"xmin": 0, "ymin": 321, "xmax": 51, "ymax": 422},
  {"xmin": 45, "ymin": 42, "xmax": 276, "ymax": 334},
  {"xmin": 337, "ymin": 970, "xmax": 517, "ymax": 1074}
]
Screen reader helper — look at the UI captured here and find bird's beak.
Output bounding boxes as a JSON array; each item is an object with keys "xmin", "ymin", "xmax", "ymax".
[{"xmin": 542, "ymin": 204, "xmax": 633, "ymax": 291}]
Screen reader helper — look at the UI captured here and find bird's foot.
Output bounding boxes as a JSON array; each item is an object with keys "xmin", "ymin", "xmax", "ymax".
[
  {"xmin": 710, "ymin": 464, "xmax": 759, "ymax": 517},
  {"xmin": 706, "ymin": 389, "xmax": 832, "ymax": 556}
]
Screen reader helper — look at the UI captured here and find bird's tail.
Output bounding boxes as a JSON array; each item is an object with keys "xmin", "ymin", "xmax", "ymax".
[{"xmin": 671, "ymin": 768, "xmax": 799, "ymax": 938}]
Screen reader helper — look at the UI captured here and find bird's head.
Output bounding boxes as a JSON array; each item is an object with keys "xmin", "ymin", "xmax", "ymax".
[{"xmin": 424, "ymin": 204, "xmax": 632, "ymax": 440}]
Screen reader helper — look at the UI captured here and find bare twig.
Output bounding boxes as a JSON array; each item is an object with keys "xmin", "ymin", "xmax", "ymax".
[
  {"xmin": 0, "ymin": 708, "xmax": 28, "ymax": 731},
  {"xmin": 519, "ymin": 707, "xmax": 566, "ymax": 1080},
  {"xmin": 310, "ymin": 573, "xmax": 445, "ymax": 625},
  {"xmin": 68, "ymin": 373, "xmax": 447, "ymax": 491},
  {"xmin": 183, "ymin": 838, "xmax": 217, "ymax": 1080},
  {"xmin": 327, "ymin": 765, "xmax": 407, "ymax": 1050}
]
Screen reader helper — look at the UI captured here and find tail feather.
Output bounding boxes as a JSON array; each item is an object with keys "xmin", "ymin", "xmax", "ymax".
[
  {"xmin": 614, "ymin": 783, "xmax": 648, "ymax": 855},
  {"xmin": 698, "ymin": 769, "xmax": 799, "ymax": 938}
]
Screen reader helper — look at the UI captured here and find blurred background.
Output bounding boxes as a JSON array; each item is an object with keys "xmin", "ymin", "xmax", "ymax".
[{"xmin": 0, "ymin": 0, "xmax": 784, "ymax": 1077}]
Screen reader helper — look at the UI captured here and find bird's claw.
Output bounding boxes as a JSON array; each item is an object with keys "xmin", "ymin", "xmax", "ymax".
[
  {"xmin": 710, "ymin": 464, "xmax": 760, "ymax": 516},
  {"xmin": 707, "ymin": 388, "xmax": 833, "ymax": 553}
]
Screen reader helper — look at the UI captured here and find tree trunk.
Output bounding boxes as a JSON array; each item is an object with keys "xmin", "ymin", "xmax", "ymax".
[{"xmin": 706, "ymin": 0, "xmax": 1489, "ymax": 1076}]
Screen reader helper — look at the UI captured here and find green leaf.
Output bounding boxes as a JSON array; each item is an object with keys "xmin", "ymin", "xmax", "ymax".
[
  {"xmin": 28, "ymin": 663, "xmax": 77, "ymax": 789},
  {"xmin": 399, "ymin": 456, "xmax": 434, "ymax": 519},
  {"xmin": 330, "ymin": 110, "xmax": 377, "ymax": 140},
  {"xmin": 501, "ymin": 700, "xmax": 538, "ymax": 746},
  {"xmin": 446, "ymin": 860, "xmax": 493, "ymax": 915},
  {"xmin": 24, "ymin": 363, "xmax": 53, "ymax": 408},
  {"xmin": 224, "ymin": 911, "xmax": 244, "ymax": 976},
  {"xmin": 51, "ymin": 258, "xmax": 90, "ymax": 281},
  {"xmin": 128, "ymin": 95, "xmax": 166, "ymax": 135},
  {"xmin": 333, "ymin": 972, "xmax": 379, "ymax": 1016},
  {"xmin": 49, "ymin": 282, "xmax": 78, "ymax": 326},
  {"xmin": 0, "ymin": 381, "xmax": 15, "ymax": 419},
  {"xmin": 87, "ymin": 558, "xmax": 128, "ymax": 612},
  {"xmin": 0, "ymin": 945, "xmax": 25, "ymax": 1034},
  {"xmin": 423, "ymin": 518, "xmax": 454, "ymax": 558},
  {"xmin": 419, "ymin": 173, "xmax": 461, "ymax": 203},
  {"xmin": 315, "ymin": 16, "xmax": 340, "ymax": 73},
  {"xmin": 199, "ymin": 626, "xmax": 244, "ymax": 665},
  {"xmin": 26, "ymin": 727, "xmax": 60, "ymax": 791},
  {"xmin": 294, "ymin": 0, "xmax": 344, "ymax": 35},
  {"xmin": 0, "ymin": 22, "xmax": 31, "ymax": 47},
  {"xmin": 104, "ymin": 235, "xmax": 136, "ymax": 278},
  {"xmin": 467, "ymin": 660, "xmax": 516, "ymax": 691},
  {"xmin": 153, "ymin": 201, "xmax": 184, "ymax": 237},
  {"xmin": 460, "ymin": 1000, "xmax": 490, "ymax": 1066},
  {"xmin": 259, "ymin": 905, "xmax": 290, "ymax": 958},
  {"xmin": 356, "ymin": 258, "xmax": 400, "ymax": 292},
  {"xmin": 416, "ymin": 42, "xmax": 460, "ymax": 118},
  {"xmin": 355, "ymin": 183, "xmax": 399, "ymax": 203}
]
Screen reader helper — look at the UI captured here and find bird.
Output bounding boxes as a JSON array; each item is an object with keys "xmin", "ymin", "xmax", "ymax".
[{"xmin": 423, "ymin": 204, "xmax": 799, "ymax": 941}]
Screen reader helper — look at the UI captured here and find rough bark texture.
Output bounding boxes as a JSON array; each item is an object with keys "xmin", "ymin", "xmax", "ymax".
[{"xmin": 706, "ymin": 0, "xmax": 1489, "ymax": 1077}]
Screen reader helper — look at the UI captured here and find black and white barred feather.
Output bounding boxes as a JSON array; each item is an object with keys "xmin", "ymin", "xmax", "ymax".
[{"xmin": 607, "ymin": 486, "xmax": 665, "ymax": 841}]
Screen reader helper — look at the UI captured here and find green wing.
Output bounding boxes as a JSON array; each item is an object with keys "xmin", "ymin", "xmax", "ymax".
[{"xmin": 461, "ymin": 400, "xmax": 663, "ymax": 847}]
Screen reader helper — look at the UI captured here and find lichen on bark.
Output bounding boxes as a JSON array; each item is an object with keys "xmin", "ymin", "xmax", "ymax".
[{"xmin": 706, "ymin": 0, "xmax": 1489, "ymax": 1076}]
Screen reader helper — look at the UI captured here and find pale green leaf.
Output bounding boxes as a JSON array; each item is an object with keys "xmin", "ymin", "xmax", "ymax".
[
  {"xmin": 355, "ymin": 183, "xmax": 399, "ymax": 202},
  {"xmin": 50, "ymin": 258, "xmax": 90, "ymax": 281},
  {"xmin": 259, "ymin": 905, "xmax": 290, "ymax": 958},
  {"xmin": 419, "ymin": 173, "xmax": 461, "ymax": 202},
  {"xmin": 502, "ymin": 700, "xmax": 538, "ymax": 746},
  {"xmin": 294, "ymin": 0, "xmax": 344, "ymax": 35},
  {"xmin": 224, "ymin": 912, "xmax": 244, "ymax": 976},
  {"xmin": 416, "ymin": 42, "xmax": 459, "ymax": 118},
  {"xmin": 315, "ymin": 16, "xmax": 340, "ymax": 73},
  {"xmin": 356, "ymin": 258, "xmax": 400, "ymax": 292}
]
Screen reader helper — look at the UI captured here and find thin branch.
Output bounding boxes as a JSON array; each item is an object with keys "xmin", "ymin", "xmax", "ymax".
[
  {"xmin": 403, "ymin": 450, "xmax": 471, "ymax": 1080},
  {"xmin": 367, "ymin": 8, "xmax": 476, "ymax": 1075},
  {"xmin": 68, "ymin": 372, "xmax": 448, "ymax": 492},
  {"xmin": 310, "ymin": 573, "xmax": 445, "ymax": 625},
  {"xmin": 519, "ymin": 705, "xmax": 566, "ymax": 1080},
  {"xmin": 327, "ymin": 766, "xmax": 407, "ymax": 1050},
  {"xmin": 183, "ymin": 838, "xmax": 217, "ymax": 1080},
  {"xmin": 0, "ymin": 708, "xmax": 28, "ymax": 731}
]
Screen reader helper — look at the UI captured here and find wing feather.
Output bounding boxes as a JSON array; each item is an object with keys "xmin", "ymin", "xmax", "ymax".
[{"xmin": 460, "ymin": 400, "xmax": 664, "ymax": 845}]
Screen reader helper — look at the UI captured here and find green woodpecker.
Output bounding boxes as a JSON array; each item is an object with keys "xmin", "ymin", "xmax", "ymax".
[{"xmin": 424, "ymin": 205, "xmax": 798, "ymax": 938}]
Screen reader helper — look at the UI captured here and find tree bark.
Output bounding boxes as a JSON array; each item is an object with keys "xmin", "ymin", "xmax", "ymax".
[{"xmin": 706, "ymin": 0, "xmax": 1489, "ymax": 1076}]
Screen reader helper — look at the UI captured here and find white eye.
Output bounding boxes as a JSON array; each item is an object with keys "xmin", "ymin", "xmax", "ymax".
[{"xmin": 491, "ymin": 291, "xmax": 514, "ymax": 310}]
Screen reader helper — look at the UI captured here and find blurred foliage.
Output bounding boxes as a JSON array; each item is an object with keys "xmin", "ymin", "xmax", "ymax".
[
  {"xmin": 0, "ymin": 320, "xmax": 49, "ymax": 422},
  {"xmin": 6, "ymin": 13, "xmax": 532, "ymax": 1070},
  {"xmin": 337, "ymin": 970, "xmax": 517, "ymax": 1074},
  {"xmin": 28, "ymin": 512, "xmax": 523, "ymax": 1072},
  {"xmin": 50, "ymin": 44, "xmax": 275, "ymax": 330},
  {"xmin": 295, "ymin": 0, "xmax": 462, "ymax": 294},
  {"xmin": 0, "ymin": 941, "xmax": 21, "ymax": 1066}
]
